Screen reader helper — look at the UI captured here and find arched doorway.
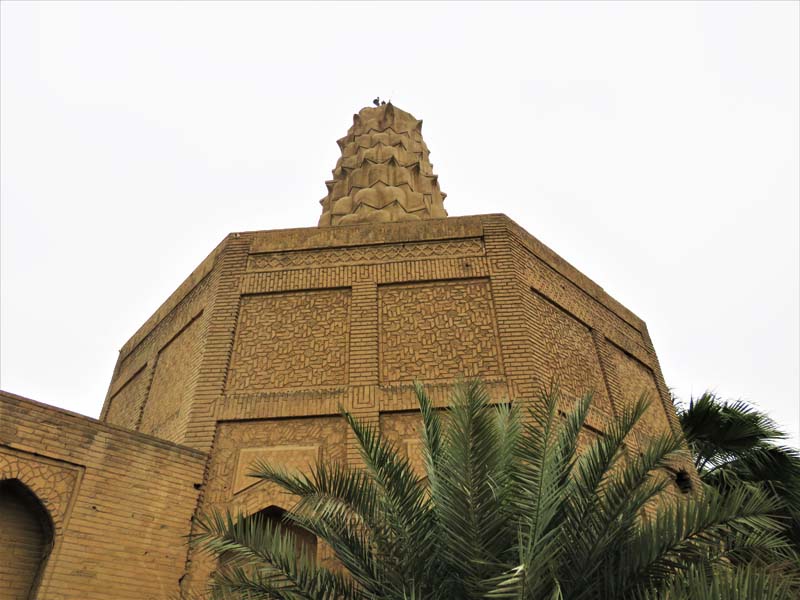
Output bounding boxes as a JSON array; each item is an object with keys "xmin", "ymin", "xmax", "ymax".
[
  {"xmin": 0, "ymin": 479, "xmax": 54, "ymax": 599},
  {"xmin": 216, "ymin": 505, "xmax": 317, "ymax": 582},
  {"xmin": 257, "ymin": 506, "xmax": 317, "ymax": 562}
]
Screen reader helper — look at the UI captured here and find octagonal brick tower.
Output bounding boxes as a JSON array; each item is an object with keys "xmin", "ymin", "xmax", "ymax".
[{"xmin": 99, "ymin": 104, "xmax": 688, "ymax": 594}]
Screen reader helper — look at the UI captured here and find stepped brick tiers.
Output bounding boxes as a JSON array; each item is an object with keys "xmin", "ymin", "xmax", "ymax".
[
  {"xmin": 0, "ymin": 104, "xmax": 690, "ymax": 599},
  {"xmin": 318, "ymin": 103, "xmax": 447, "ymax": 226}
]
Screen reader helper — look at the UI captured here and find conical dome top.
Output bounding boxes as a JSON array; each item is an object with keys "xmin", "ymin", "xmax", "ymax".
[{"xmin": 318, "ymin": 103, "xmax": 447, "ymax": 227}]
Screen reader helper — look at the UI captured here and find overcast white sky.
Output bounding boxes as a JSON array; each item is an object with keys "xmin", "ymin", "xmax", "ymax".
[{"xmin": 1, "ymin": 1, "xmax": 798, "ymax": 445}]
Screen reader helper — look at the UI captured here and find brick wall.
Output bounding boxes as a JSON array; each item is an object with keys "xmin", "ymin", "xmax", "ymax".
[
  {"xmin": 0, "ymin": 391, "xmax": 206, "ymax": 600},
  {"xmin": 90, "ymin": 213, "xmax": 690, "ymax": 596},
  {"xmin": 0, "ymin": 479, "xmax": 51, "ymax": 599},
  {"xmin": 183, "ymin": 416, "xmax": 348, "ymax": 593}
]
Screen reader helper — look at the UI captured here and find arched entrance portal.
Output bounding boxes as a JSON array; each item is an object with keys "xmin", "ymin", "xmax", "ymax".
[
  {"xmin": 257, "ymin": 505, "xmax": 317, "ymax": 562},
  {"xmin": 0, "ymin": 479, "xmax": 54, "ymax": 599},
  {"xmin": 216, "ymin": 505, "xmax": 318, "ymax": 583}
]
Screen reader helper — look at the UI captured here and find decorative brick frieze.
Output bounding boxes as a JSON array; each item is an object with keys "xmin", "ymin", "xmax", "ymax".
[{"xmin": 248, "ymin": 238, "xmax": 484, "ymax": 272}]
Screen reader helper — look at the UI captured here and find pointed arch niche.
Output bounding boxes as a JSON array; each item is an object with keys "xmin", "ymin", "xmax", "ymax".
[
  {"xmin": 216, "ymin": 504, "xmax": 318, "ymax": 579},
  {"xmin": 257, "ymin": 505, "xmax": 318, "ymax": 561},
  {"xmin": 0, "ymin": 448, "xmax": 83, "ymax": 598},
  {"xmin": 0, "ymin": 479, "xmax": 55, "ymax": 599}
]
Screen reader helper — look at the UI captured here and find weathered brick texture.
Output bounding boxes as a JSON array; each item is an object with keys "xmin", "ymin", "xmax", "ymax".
[
  {"xmin": 1, "ymin": 213, "xmax": 688, "ymax": 598},
  {"xmin": 0, "ymin": 391, "xmax": 206, "ymax": 600},
  {"xmin": 227, "ymin": 289, "xmax": 351, "ymax": 391},
  {"xmin": 0, "ymin": 479, "xmax": 51, "ymax": 599}
]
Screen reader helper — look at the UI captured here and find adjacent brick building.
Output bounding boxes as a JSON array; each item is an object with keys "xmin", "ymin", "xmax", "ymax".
[{"xmin": 1, "ymin": 104, "xmax": 685, "ymax": 598}]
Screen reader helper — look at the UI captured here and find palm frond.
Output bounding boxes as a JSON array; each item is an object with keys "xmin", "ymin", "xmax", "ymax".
[
  {"xmin": 428, "ymin": 379, "xmax": 513, "ymax": 596},
  {"xmin": 619, "ymin": 485, "xmax": 791, "ymax": 595},
  {"xmin": 637, "ymin": 562, "xmax": 800, "ymax": 600},
  {"xmin": 193, "ymin": 510, "xmax": 360, "ymax": 600},
  {"xmin": 193, "ymin": 380, "xmax": 798, "ymax": 600}
]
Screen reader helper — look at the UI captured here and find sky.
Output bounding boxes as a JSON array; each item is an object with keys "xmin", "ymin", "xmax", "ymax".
[{"xmin": 1, "ymin": 1, "xmax": 798, "ymax": 446}]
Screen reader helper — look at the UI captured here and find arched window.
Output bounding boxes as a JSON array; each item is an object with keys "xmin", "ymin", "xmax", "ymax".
[{"xmin": 0, "ymin": 479, "xmax": 54, "ymax": 599}]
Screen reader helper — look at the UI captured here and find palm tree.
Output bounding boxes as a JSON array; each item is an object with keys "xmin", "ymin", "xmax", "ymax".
[
  {"xmin": 194, "ymin": 382, "xmax": 799, "ymax": 599},
  {"xmin": 677, "ymin": 392, "xmax": 800, "ymax": 549}
]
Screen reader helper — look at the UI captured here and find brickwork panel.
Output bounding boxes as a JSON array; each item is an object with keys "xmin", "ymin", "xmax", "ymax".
[
  {"xmin": 0, "ymin": 392, "xmax": 206, "ymax": 600},
  {"xmin": 227, "ymin": 289, "xmax": 351, "ymax": 391},
  {"xmin": 247, "ymin": 238, "xmax": 484, "ymax": 272},
  {"xmin": 188, "ymin": 416, "xmax": 348, "ymax": 593},
  {"xmin": 379, "ymin": 412, "xmax": 429, "ymax": 479},
  {"xmin": 104, "ymin": 367, "xmax": 148, "ymax": 430},
  {"xmin": 378, "ymin": 279, "xmax": 502, "ymax": 383},
  {"xmin": 0, "ymin": 450, "xmax": 81, "ymax": 535},
  {"xmin": 528, "ymin": 291, "xmax": 613, "ymax": 424},
  {"xmin": 607, "ymin": 344, "xmax": 672, "ymax": 443},
  {"xmin": 113, "ymin": 275, "xmax": 210, "ymax": 389},
  {"xmin": 232, "ymin": 445, "xmax": 321, "ymax": 495},
  {"xmin": 139, "ymin": 315, "xmax": 204, "ymax": 444},
  {"xmin": 206, "ymin": 417, "xmax": 347, "ymax": 505},
  {"xmin": 521, "ymin": 248, "xmax": 647, "ymax": 352}
]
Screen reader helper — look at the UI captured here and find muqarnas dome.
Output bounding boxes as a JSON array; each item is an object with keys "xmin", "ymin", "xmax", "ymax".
[{"xmin": 318, "ymin": 103, "xmax": 448, "ymax": 226}]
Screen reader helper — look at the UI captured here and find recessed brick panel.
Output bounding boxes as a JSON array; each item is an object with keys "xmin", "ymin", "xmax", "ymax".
[
  {"xmin": 608, "ymin": 344, "xmax": 672, "ymax": 441},
  {"xmin": 378, "ymin": 279, "xmax": 502, "ymax": 383},
  {"xmin": 139, "ymin": 316, "xmax": 204, "ymax": 444},
  {"xmin": 528, "ymin": 290, "xmax": 613, "ymax": 422},
  {"xmin": 227, "ymin": 289, "xmax": 351, "ymax": 391},
  {"xmin": 104, "ymin": 367, "xmax": 147, "ymax": 430}
]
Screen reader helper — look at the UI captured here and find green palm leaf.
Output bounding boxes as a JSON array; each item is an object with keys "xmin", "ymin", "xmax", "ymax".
[{"xmin": 193, "ymin": 379, "xmax": 798, "ymax": 600}]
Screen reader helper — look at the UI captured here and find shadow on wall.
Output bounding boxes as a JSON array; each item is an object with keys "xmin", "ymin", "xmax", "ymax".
[
  {"xmin": 0, "ymin": 478, "xmax": 54, "ymax": 599},
  {"xmin": 215, "ymin": 504, "xmax": 318, "ymax": 577}
]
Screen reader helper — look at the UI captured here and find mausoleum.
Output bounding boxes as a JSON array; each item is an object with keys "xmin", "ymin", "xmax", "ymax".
[{"xmin": 1, "ymin": 103, "xmax": 685, "ymax": 599}]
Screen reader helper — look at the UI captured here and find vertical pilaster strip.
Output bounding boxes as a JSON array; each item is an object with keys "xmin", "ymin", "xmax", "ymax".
[
  {"xmin": 180, "ymin": 236, "xmax": 250, "ymax": 597},
  {"xmin": 345, "ymin": 385, "xmax": 379, "ymax": 467},
  {"xmin": 349, "ymin": 280, "xmax": 378, "ymax": 385},
  {"xmin": 591, "ymin": 330, "xmax": 620, "ymax": 420},
  {"xmin": 482, "ymin": 215, "xmax": 535, "ymax": 403},
  {"xmin": 593, "ymin": 331, "xmax": 650, "ymax": 456},
  {"xmin": 133, "ymin": 360, "xmax": 158, "ymax": 432},
  {"xmin": 639, "ymin": 323, "xmax": 683, "ymax": 438},
  {"xmin": 183, "ymin": 235, "xmax": 251, "ymax": 452},
  {"xmin": 346, "ymin": 279, "xmax": 379, "ymax": 466}
]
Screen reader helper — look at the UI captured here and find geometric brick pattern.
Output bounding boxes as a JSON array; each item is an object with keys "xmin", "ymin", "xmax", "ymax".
[
  {"xmin": 379, "ymin": 411, "xmax": 435, "ymax": 480},
  {"xmin": 0, "ymin": 448, "xmax": 81, "ymax": 536},
  {"xmin": 521, "ymin": 248, "xmax": 646, "ymax": 351},
  {"xmin": 227, "ymin": 290, "xmax": 351, "ymax": 391},
  {"xmin": 607, "ymin": 343, "xmax": 672, "ymax": 445},
  {"xmin": 114, "ymin": 274, "xmax": 210, "ymax": 388},
  {"xmin": 232, "ymin": 445, "xmax": 321, "ymax": 495},
  {"xmin": 527, "ymin": 290, "xmax": 614, "ymax": 426},
  {"xmin": 248, "ymin": 238, "xmax": 484, "ymax": 272},
  {"xmin": 185, "ymin": 416, "xmax": 349, "ymax": 591},
  {"xmin": 103, "ymin": 366, "xmax": 148, "ymax": 430},
  {"xmin": 139, "ymin": 315, "xmax": 205, "ymax": 444},
  {"xmin": 379, "ymin": 279, "xmax": 502, "ymax": 383},
  {"xmin": 85, "ymin": 213, "xmax": 689, "ymax": 598}
]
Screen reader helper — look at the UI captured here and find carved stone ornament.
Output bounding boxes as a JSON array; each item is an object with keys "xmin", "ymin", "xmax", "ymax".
[{"xmin": 318, "ymin": 103, "xmax": 447, "ymax": 227}]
